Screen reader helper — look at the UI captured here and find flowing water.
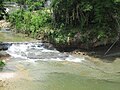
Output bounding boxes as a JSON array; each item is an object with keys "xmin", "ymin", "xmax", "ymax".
[{"xmin": 0, "ymin": 30, "xmax": 120, "ymax": 90}]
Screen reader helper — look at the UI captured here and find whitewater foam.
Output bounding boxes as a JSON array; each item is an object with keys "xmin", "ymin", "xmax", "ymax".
[
  {"xmin": 6, "ymin": 43, "xmax": 84, "ymax": 63},
  {"xmin": 0, "ymin": 73, "xmax": 16, "ymax": 79}
]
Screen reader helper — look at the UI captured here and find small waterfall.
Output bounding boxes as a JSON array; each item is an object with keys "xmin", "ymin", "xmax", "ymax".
[{"xmin": 6, "ymin": 42, "xmax": 84, "ymax": 62}]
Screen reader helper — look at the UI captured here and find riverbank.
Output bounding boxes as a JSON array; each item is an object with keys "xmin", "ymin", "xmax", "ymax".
[
  {"xmin": 68, "ymin": 43, "xmax": 120, "ymax": 63},
  {"xmin": 0, "ymin": 20, "xmax": 120, "ymax": 63}
]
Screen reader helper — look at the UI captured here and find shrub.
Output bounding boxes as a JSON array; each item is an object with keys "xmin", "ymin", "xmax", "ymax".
[
  {"xmin": 51, "ymin": 0, "xmax": 120, "ymax": 46},
  {"xmin": 9, "ymin": 8, "xmax": 52, "ymax": 38}
]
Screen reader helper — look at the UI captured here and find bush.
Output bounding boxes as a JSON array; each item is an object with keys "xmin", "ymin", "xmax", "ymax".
[
  {"xmin": 9, "ymin": 8, "xmax": 52, "ymax": 38},
  {"xmin": 51, "ymin": 0, "xmax": 120, "ymax": 46}
]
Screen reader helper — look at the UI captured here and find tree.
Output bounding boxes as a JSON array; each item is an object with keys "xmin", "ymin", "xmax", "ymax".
[
  {"xmin": 0, "ymin": 0, "xmax": 5, "ymax": 20},
  {"xmin": 51, "ymin": 0, "xmax": 120, "ymax": 46}
]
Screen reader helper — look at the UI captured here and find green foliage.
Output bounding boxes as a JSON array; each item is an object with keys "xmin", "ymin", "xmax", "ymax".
[
  {"xmin": 8, "ymin": 0, "xmax": 120, "ymax": 48},
  {"xmin": 0, "ymin": 0, "xmax": 4, "ymax": 20},
  {"xmin": 0, "ymin": 60, "xmax": 5, "ymax": 67},
  {"xmin": 51, "ymin": 0, "xmax": 120, "ymax": 46},
  {"xmin": 6, "ymin": 0, "xmax": 45, "ymax": 11},
  {"xmin": 9, "ymin": 8, "xmax": 51, "ymax": 38},
  {"xmin": 28, "ymin": 1, "xmax": 44, "ymax": 11}
]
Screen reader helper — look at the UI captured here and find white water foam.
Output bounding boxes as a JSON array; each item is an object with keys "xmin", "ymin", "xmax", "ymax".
[
  {"xmin": 6, "ymin": 43, "xmax": 84, "ymax": 63},
  {"xmin": 6, "ymin": 44, "xmax": 28, "ymax": 59},
  {"xmin": 0, "ymin": 72, "xmax": 16, "ymax": 79},
  {"xmin": 65, "ymin": 55, "xmax": 84, "ymax": 62}
]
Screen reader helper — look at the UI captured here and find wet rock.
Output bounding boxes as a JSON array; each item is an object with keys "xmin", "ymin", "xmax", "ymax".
[
  {"xmin": 0, "ymin": 28, "xmax": 10, "ymax": 32},
  {"xmin": 0, "ymin": 51, "xmax": 10, "ymax": 59},
  {"xmin": 0, "ymin": 43, "xmax": 12, "ymax": 50},
  {"xmin": 43, "ymin": 43, "xmax": 55, "ymax": 50}
]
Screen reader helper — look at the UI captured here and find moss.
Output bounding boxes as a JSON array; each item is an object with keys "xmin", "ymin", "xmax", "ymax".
[{"xmin": 0, "ymin": 60, "xmax": 5, "ymax": 67}]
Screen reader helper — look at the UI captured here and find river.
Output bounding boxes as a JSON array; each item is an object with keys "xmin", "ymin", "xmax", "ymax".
[{"xmin": 0, "ymin": 29, "xmax": 120, "ymax": 90}]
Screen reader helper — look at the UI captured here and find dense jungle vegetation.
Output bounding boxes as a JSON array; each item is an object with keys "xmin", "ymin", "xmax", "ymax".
[
  {"xmin": 1, "ymin": 0, "xmax": 120, "ymax": 49},
  {"xmin": 0, "ymin": 0, "xmax": 4, "ymax": 19}
]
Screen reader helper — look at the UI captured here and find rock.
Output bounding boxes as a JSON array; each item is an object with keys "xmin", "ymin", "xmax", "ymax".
[
  {"xmin": 0, "ymin": 43, "xmax": 12, "ymax": 50},
  {"xmin": 0, "ymin": 51, "xmax": 10, "ymax": 58},
  {"xmin": 43, "ymin": 43, "xmax": 55, "ymax": 50}
]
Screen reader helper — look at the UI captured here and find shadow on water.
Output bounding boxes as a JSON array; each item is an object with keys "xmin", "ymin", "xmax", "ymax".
[
  {"xmin": 53, "ymin": 39, "xmax": 120, "ymax": 63},
  {"xmin": 69, "ymin": 42, "xmax": 120, "ymax": 63},
  {"xmin": 89, "ymin": 43, "xmax": 120, "ymax": 63}
]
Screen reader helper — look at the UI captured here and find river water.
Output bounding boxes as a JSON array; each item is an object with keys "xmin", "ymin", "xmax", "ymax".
[{"xmin": 0, "ymin": 30, "xmax": 120, "ymax": 90}]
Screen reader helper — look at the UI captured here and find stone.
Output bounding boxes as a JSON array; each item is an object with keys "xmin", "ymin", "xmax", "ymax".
[{"xmin": 0, "ymin": 43, "xmax": 12, "ymax": 50}]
